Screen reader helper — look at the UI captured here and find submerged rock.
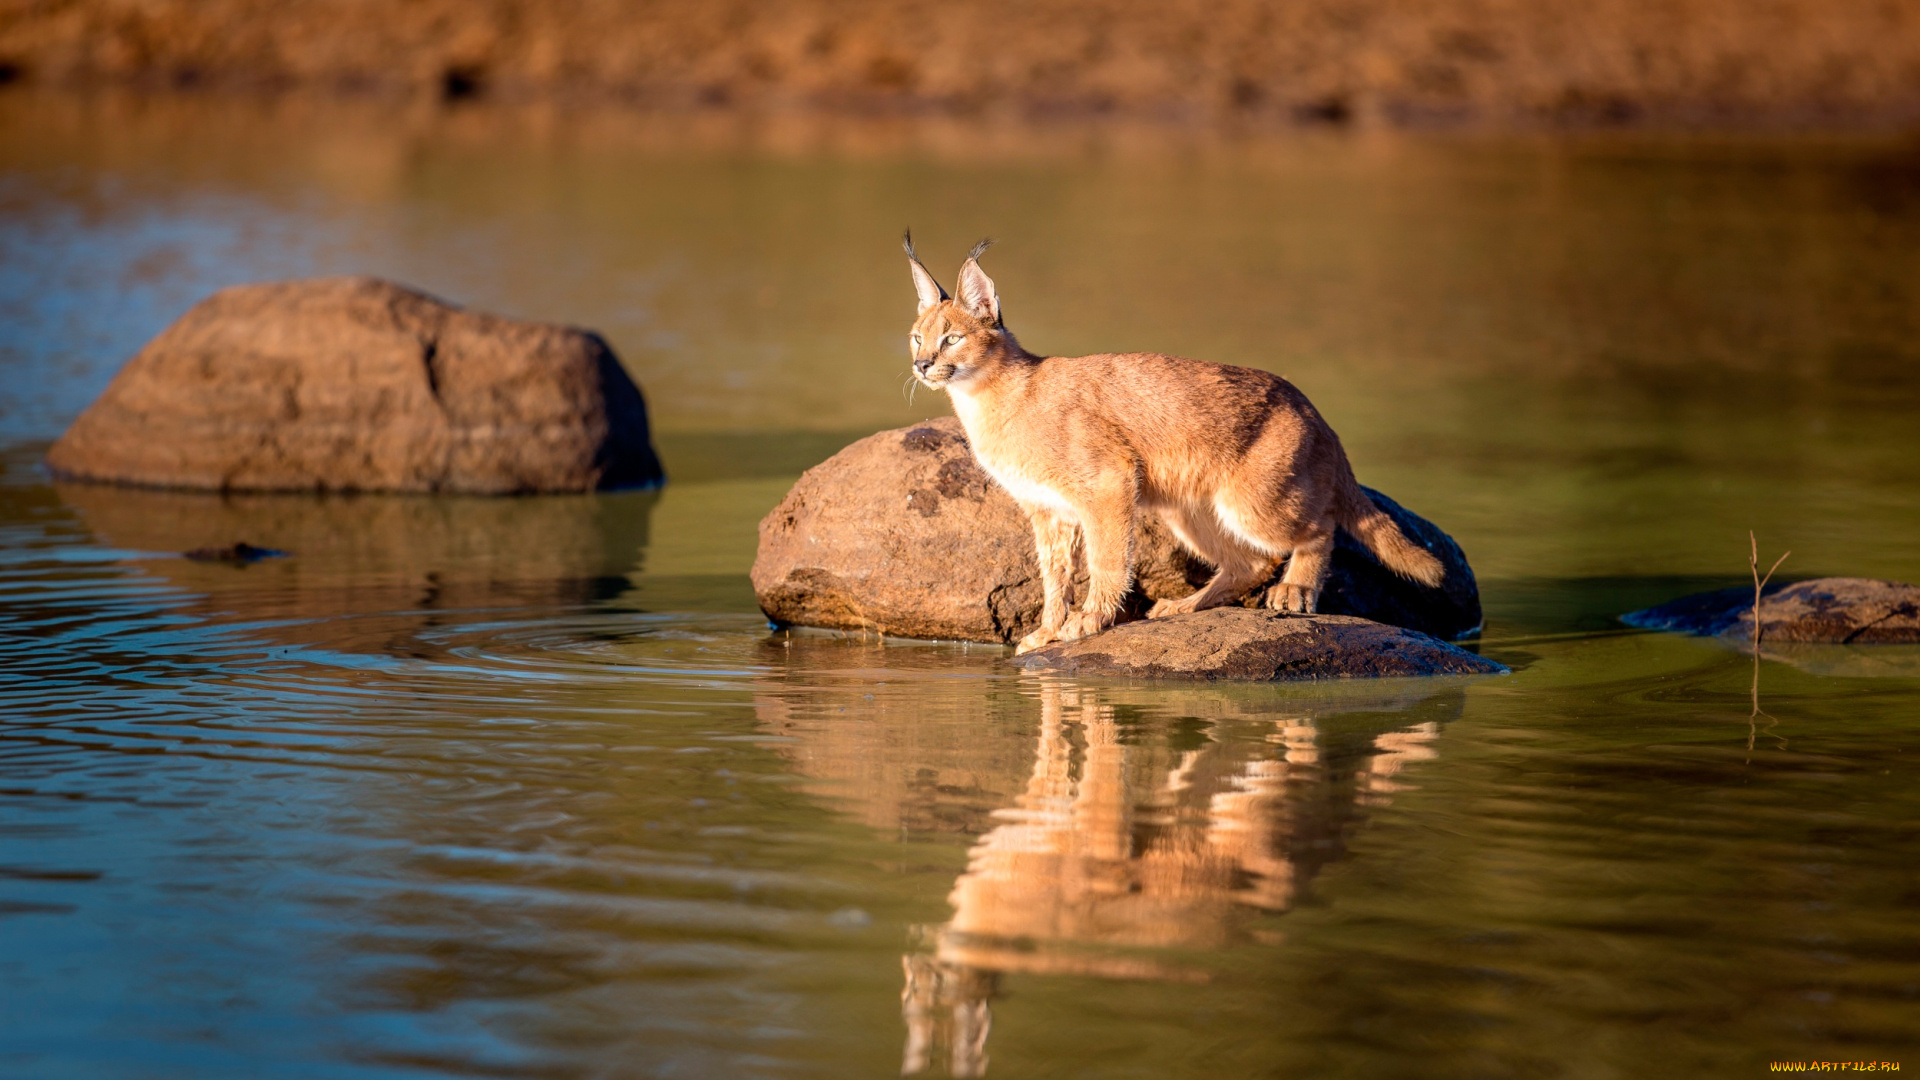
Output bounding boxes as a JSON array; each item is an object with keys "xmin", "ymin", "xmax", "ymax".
[
  {"xmin": 1011, "ymin": 608, "xmax": 1507, "ymax": 681},
  {"xmin": 47, "ymin": 276, "xmax": 664, "ymax": 494},
  {"xmin": 751, "ymin": 417, "xmax": 1480, "ymax": 645},
  {"xmin": 1623, "ymin": 577, "xmax": 1920, "ymax": 644},
  {"xmin": 183, "ymin": 541, "xmax": 286, "ymax": 563}
]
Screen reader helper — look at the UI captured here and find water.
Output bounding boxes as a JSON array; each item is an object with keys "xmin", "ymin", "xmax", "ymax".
[{"xmin": 3, "ymin": 90, "xmax": 1919, "ymax": 1077}]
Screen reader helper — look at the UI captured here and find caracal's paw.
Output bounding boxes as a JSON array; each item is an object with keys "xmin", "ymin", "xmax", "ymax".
[
  {"xmin": 1265, "ymin": 583, "xmax": 1320, "ymax": 614},
  {"xmin": 1060, "ymin": 610, "xmax": 1115, "ymax": 642},
  {"xmin": 1014, "ymin": 627, "xmax": 1063, "ymax": 656},
  {"xmin": 1148, "ymin": 595, "xmax": 1200, "ymax": 619}
]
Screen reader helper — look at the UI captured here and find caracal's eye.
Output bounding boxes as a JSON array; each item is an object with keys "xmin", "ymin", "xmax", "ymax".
[
  {"xmin": 909, "ymin": 333, "xmax": 922, "ymax": 349},
  {"xmin": 943, "ymin": 334, "xmax": 965, "ymax": 348}
]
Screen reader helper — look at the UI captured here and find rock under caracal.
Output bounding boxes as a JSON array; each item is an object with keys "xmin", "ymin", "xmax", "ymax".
[
  {"xmin": 1012, "ymin": 608, "xmax": 1506, "ymax": 680},
  {"xmin": 752, "ymin": 418, "xmax": 1481, "ymax": 646},
  {"xmin": 47, "ymin": 277, "xmax": 664, "ymax": 494}
]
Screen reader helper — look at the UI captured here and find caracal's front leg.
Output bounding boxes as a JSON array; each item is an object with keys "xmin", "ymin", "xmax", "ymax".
[
  {"xmin": 1059, "ymin": 473, "xmax": 1137, "ymax": 643},
  {"xmin": 1015, "ymin": 507, "xmax": 1079, "ymax": 655}
]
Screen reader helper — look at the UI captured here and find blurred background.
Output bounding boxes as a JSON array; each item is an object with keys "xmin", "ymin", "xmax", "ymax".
[
  {"xmin": 5, "ymin": 0, "xmax": 1920, "ymax": 128},
  {"xmin": 4, "ymin": 4, "xmax": 1920, "ymax": 1078}
]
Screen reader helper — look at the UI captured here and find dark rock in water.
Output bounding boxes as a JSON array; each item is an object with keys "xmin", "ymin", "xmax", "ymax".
[
  {"xmin": 46, "ymin": 276, "xmax": 664, "ymax": 494},
  {"xmin": 1623, "ymin": 577, "xmax": 1920, "ymax": 644},
  {"xmin": 1619, "ymin": 583, "xmax": 1769, "ymax": 636},
  {"xmin": 1321, "ymin": 487, "xmax": 1481, "ymax": 639},
  {"xmin": 1010, "ymin": 608, "xmax": 1508, "ymax": 681},
  {"xmin": 751, "ymin": 417, "xmax": 1481, "ymax": 645},
  {"xmin": 183, "ymin": 541, "xmax": 286, "ymax": 563}
]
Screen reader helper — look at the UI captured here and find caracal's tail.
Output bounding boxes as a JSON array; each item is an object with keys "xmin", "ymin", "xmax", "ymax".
[{"xmin": 1336, "ymin": 477, "xmax": 1445, "ymax": 587}]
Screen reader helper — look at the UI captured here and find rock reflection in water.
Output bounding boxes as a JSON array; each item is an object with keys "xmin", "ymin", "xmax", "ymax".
[
  {"xmin": 753, "ymin": 647, "xmax": 1461, "ymax": 1078},
  {"xmin": 1751, "ymin": 642, "xmax": 1920, "ymax": 679},
  {"xmin": 54, "ymin": 479, "xmax": 654, "ymax": 653}
]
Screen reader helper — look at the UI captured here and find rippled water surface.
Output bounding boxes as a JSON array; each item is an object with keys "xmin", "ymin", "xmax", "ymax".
[{"xmin": 3, "ymin": 92, "xmax": 1920, "ymax": 1078}]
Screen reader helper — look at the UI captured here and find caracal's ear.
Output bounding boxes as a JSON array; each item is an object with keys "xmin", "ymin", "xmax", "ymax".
[
  {"xmin": 903, "ymin": 230, "xmax": 949, "ymax": 314},
  {"xmin": 955, "ymin": 238, "xmax": 1000, "ymax": 326}
]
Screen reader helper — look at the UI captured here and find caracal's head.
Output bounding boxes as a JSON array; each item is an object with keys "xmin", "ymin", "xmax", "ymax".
[{"xmin": 903, "ymin": 232, "xmax": 1021, "ymax": 392}]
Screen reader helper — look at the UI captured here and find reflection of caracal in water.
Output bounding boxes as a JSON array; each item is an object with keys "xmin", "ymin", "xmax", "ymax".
[
  {"xmin": 903, "ymin": 235, "xmax": 1444, "ymax": 655},
  {"xmin": 935, "ymin": 684, "xmax": 1440, "ymax": 970},
  {"xmin": 899, "ymin": 682, "xmax": 1445, "ymax": 1076}
]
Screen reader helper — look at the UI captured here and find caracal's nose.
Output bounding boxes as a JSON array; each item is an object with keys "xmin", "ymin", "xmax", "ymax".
[{"xmin": 913, "ymin": 357, "xmax": 932, "ymax": 376}]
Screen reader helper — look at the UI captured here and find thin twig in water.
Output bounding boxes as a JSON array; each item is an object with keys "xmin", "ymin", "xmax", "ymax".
[
  {"xmin": 1748, "ymin": 531, "xmax": 1790, "ymax": 651},
  {"xmin": 1747, "ymin": 531, "xmax": 1790, "ymax": 756}
]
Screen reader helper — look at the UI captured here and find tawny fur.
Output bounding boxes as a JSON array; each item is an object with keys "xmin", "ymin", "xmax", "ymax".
[{"xmin": 903, "ymin": 233, "xmax": 1445, "ymax": 655}]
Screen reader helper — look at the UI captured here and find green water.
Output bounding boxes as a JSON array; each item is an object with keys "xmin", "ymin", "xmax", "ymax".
[{"xmin": 1, "ymin": 91, "xmax": 1918, "ymax": 1077}]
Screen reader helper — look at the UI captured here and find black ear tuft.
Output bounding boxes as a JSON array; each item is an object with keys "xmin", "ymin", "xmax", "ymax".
[
  {"xmin": 955, "ymin": 241, "xmax": 1001, "ymax": 325},
  {"xmin": 966, "ymin": 237, "xmax": 995, "ymax": 262},
  {"xmin": 904, "ymin": 228, "xmax": 950, "ymax": 312}
]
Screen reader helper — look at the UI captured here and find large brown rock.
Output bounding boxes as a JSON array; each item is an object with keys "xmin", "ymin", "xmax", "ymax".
[
  {"xmin": 751, "ymin": 417, "xmax": 1480, "ymax": 644},
  {"xmin": 1012, "ymin": 608, "xmax": 1507, "ymax": 680},
  {"xmin": 1623, "ymin": 577, "xmax": 1920, "ymax": 644},
  {"xmin": 46, "ymin": 276, "xmax": 664, "ymax": 494}
]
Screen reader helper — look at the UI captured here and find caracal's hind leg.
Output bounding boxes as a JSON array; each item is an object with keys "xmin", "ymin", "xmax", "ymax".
[
  {"xmin": 1149, "ymin": 504, "xmax": 1280, "ymax": 618},
  {"xmin": 1016, "ymin": 508, "xmax": 1079, "ymax": 655},
  {"xmin": 1203, "ymin": 446, "xmax": 1337, "ymax": 616},
  {"xmin": 1265, "ymin": 522, "xmax": 1334, "ymax": 614}
]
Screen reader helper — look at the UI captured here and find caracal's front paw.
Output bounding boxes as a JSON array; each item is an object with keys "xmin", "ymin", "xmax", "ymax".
[
  {"xmin": 1060, "ymin": 610, "xmax": 1115, "ymax": 642},
  {"xmin": 1148, "ymin": 595, "xmax": 1200, "ymax": 619},
  {"xmin": 1014, "ymin": 627, "xmax": 1063, "ymax": 655},
  {"xmin": 1265, "ymin": 583, "xmax": 1320, "ymax": 614}
]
